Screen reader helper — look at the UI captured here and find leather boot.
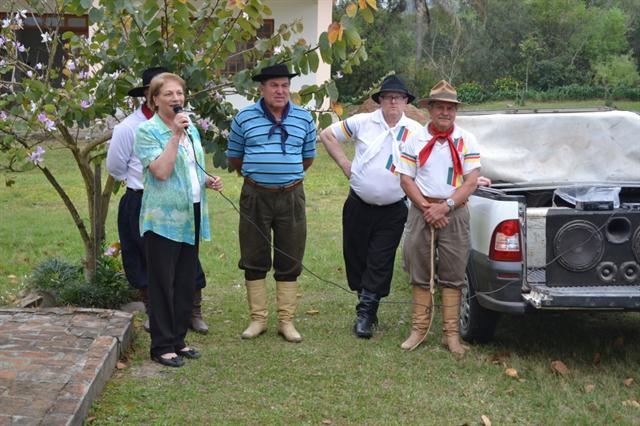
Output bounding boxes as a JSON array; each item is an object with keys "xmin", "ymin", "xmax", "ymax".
[
  {"xmin": 241, "ymin": 279, "xmax": 268, "ymax": 339},
  {"xmin": 400, "ymin": 285, "xmax": 433, "ymax": 350},
  {"xmin": 139, "ymin": 288, "xmax": 150, "ymax": 333},
  {"xmin": 441, "ymin": 287, "xmax": 467, "ymax": 358},
  {"xmin": 354, "ymin": 290, "xmax": 380, "ymax": 339},
  {"xmin": 276, "ymin": 281, "xmax": 302, "ymax": 343},
  {"xmin": 190, "ymin": 288, "xmax": 209, "ymax": 334}
]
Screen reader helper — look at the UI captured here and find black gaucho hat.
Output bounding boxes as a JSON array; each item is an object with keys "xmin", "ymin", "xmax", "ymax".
[
  {"xmin": 251, "ymin": 63, "xmax": 299, "ymax": 82},
  {"xmin": 371, "ymin": 75, "xmax": 415, "ymax": 104},
  {"xmin": 128, "ymin": 66, "xmax": 170, "ymax": 97}
]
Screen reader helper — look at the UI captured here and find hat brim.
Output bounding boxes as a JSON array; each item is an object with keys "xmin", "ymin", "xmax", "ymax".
[
  {"xmin": 371, "ymin": 90, "xmax": 416, "ymax": 104},
  {"xmin": 127, "ymin": 86, "xmax": 148, "ymax": 97},
  {"xmin": 417, "ymin": 96, "xmax": 462, "ymax": 108},
  {"xmin": 252, "ymin": 72, "xmax": 299, "ymax": 82}
]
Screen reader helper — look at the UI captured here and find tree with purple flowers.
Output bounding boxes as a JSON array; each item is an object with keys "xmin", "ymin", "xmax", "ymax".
[{"xmin": 0, "ymin": 0, "xmax": 374, "ymax": 280}]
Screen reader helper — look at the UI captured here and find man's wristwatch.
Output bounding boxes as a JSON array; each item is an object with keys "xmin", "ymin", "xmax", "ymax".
[{"xmin": 445, "ymin": 198, "xmax": 455, "ymax": 212}]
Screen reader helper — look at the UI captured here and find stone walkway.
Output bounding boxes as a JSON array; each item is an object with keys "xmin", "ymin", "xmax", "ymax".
[{"xmin": 0, "ymin": 308, "xmax": 133, "ymax": 426}]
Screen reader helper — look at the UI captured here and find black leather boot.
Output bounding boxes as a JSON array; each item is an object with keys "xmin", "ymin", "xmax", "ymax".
[{"xmin": 353, "ymin": 290, "xmax": 380, "ymax": 339}]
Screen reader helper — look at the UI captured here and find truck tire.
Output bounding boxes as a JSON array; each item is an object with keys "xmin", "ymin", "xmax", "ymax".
[{"xmin": 460, "ymin": 269, "xmax": 501, "ymax": 343}]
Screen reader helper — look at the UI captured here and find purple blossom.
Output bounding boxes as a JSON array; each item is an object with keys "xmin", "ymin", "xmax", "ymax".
[
  {"xmin": 213, "ymin": 92, "xmax": 224, "ymax": 102},
  {"xmin": 80, "ymin": 99, "xmax": 92, "ymax": 109},
  {"xmin": 67, "ymin": 61, "xmax": 76, "ymax": 71},
  {"xmin": 0, "ymin": 36, "xmax": 6, "ymax": 47},
  {"xmin": 335, "ymin": 71, "xmax": 344, "ymax": 79},
  {"xmin": 78, "ymin": 70, "xmax": 90, "ymax": 79},
  {"xmin": 16, "ymin": 42, "xmax": 26, "ymax": 52},
  {"xmin": 35, "ymin": 62, "xmax": 43, "ymax": 70},
  {"xmin": 221, "ymin": 129, "xmax": 230, "ymax": 138},
  {"xmin": 273, "ymin": 46, "xmax": 283, "ymax": 54},
  {"xmin": 1, "ymin": 18, "xmax": 10, "ymax": 28},
  {"xmin": 37, "ymin": 113, "xmax": 56, "ymax": 131},
  {"xmin": 41, "ymin": 32, "xmax": 52, "ymax": 43},
  {"xmin": 197, "ymin": 118, "xmax": 212, "ymax": 132},
  {"xmin": 104, "ymin": 246, "xmax": 117, "ymax": 256},
  {"xmin": 26, "ymin": 70, "xmax": 33, "ymax": 78},
  {"xmin": 27, "ymin": 146, "xmax": 45, "ymax": 166},
  {"xmin": 0, "ymin": 111, "xmax": 7, "ymax": 120}
]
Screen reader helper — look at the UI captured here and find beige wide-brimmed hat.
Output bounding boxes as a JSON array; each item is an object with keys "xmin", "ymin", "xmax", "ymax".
[{"xmin": 418, "ymin": 80, "xmax": 462, "ymax": 107}]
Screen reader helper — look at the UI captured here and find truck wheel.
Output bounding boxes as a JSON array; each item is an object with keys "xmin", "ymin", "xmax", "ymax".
[{"xmin": 460, "ymin": 270, "xmax": 500, "ymax": 343}]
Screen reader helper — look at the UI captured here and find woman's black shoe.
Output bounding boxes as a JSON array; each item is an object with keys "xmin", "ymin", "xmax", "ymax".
[
  {"xmin": 178, "ymin": 347, "xmax": 201, "ymax": 359},
  {"xmin": 151, "ymin": 354, "xmax": 185, "ymax": 367}
]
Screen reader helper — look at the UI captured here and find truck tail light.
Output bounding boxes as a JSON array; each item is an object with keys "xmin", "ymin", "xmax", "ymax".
[{"xmin": 489, "ymin": 219, "xmax": 522, "ymax": 261}]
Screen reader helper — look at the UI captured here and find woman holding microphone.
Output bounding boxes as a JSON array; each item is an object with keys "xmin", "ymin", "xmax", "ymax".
[{"xmin": 134, "ymin": 72, "xmax": 222, "ymax": 367}]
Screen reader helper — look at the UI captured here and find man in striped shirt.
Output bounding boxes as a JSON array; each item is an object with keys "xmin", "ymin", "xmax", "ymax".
[
  {"xmin": 396, "ymin": 80, "xmax": 481, "ymax": 357},
  {"xmin": 227, "ymin": 64, "xmax": 316, "ymax": 343}
]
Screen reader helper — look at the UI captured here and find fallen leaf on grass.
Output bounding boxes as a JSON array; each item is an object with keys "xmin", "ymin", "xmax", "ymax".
[
  {"xmin": 623, "ymin": 378, "xmax": 634, "ymax": 387},
  {"xmin": 622, "ymin": 399, "xmax": 640, "ymax": 408},
  {"xmin": 481, "ymin": 414, "xmax": 492, "ymax": 426},
  {"xmin": 551, "ymin": 360, "xmax": 570, "ymax": 376},
  {"xmin": 613, "ymin": 335, "xmax": 625, "ymax": 348},
  {"xmin": 321, "ymin": 419, "xmax": 333, "ymax": 425},
  {"xmin": 505, "ymin": 368, "xmax": 518, "ymax": 378},
  {"xmin": 116, "ymin": 361, "xmax": 126, "ymax": 370},
  {"xmin": 306, "ymin": 309, "xmax": 320, "ymax": 315},
  {"xmin": 7, "ymin": 274, "xmax": 18, "ymax": 284},
  {"xmin": 585, "ymin": 384, "xmax": 595, "ymax": 393},
  {"xmin": 593, "ymin": 352, "xmax": 601, "ymax": 366}
]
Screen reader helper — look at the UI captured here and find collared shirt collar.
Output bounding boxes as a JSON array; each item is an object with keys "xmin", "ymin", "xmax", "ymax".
[{"xmin": 149, "ymin": 113, "xmax": 173, "ymax": 135}]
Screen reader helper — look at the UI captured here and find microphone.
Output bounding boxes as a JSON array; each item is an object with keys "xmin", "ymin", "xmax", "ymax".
[{"xmin": 172, "ymin": 105, "xmax": 190, "ymax": 129}]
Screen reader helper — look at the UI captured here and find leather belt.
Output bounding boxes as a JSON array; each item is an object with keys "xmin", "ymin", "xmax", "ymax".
[
  {"xmin": 244, "ymin": 177, "xmax": 303, "ymax": 193},
  {"xmin": 423, "ymin": 196, "xmax": 467, "ymax": 209},
  {"xmin": 126, "ymin": 187, "xmax": 143, "ymax": 194}
]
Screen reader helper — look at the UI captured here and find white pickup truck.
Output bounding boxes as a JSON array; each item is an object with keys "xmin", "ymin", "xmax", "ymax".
[{"xmin": 456, "ymin": 109, "xmax": 640, "ymax": 342}]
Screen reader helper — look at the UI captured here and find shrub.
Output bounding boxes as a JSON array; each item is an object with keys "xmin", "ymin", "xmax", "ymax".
[
  {"xmin": 27, "ymin": 258, "xmax": 84, "ymax": 305},
  {"xmin": 27, "ymin": 256, "xmax": 135, "ymax": 309},
  {"xmin": 457, "ymin": 82, "xmax": 487, "ymax": 104},
  {"xmin": 492, "ymin": 76, "xmax": 521, "ymax": 92}
]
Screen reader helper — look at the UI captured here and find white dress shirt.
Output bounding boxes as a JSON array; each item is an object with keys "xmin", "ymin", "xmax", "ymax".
[
  {"xmin": 106, "ymin": 107, "xmax": 148, "ymax": 190},
  {"xmin": 329, "ymin": 109, "xmax": 423, "ymax": 205}
]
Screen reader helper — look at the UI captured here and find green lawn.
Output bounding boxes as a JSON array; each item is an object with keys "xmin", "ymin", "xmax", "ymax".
[{"xmin": 1, "ymin": 103, "xmax": 640, "ymax": 424}]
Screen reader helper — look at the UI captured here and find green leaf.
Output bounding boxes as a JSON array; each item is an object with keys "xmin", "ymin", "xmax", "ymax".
[
  {"xmin": 80, "ymin": 0, "xmax": 93, "ymax": 9},
  {"xmin": 319, "ymin": 33, "xmax": 332, "ymax": 64},
  {"xmin": 334, "ymin": 39, "xmax": 346, "ymax": 61},
  {"xmin": 319, "ymin": 112, "xmax": 333, "ymax": 129},
  {"xmin": 326, "ymin": 80, "xmax": 339, "ymax": 102},
  {"xmin": 361, "ymin": 7, "xmax": 374, "ymax": 24},
  {"xmin": 344, "ymin": 29, "xmax": 362, "ymax": 49},
  {"xmin": 43, "ymin": 104, "xmax": 56, "ymax": 113},
  {"xmin": 307, "ymin": 51, "xmax": 319, "ymax": 72}
]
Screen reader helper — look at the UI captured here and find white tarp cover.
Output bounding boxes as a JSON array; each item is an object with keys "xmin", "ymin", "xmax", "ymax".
[{"xmin": 456, "ymin": 110, "xmax": 640, "ymax": 184}]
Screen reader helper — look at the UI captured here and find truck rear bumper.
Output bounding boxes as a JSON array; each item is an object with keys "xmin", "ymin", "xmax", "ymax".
[{"xmin": 524, "ymin": 284, "xmax": 640, "ymax": 310}]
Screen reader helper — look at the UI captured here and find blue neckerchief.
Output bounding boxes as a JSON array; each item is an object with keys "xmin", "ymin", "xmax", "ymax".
[{"xmin": 260, "ymin": 98, "xmax": 290, "ymax": 154}]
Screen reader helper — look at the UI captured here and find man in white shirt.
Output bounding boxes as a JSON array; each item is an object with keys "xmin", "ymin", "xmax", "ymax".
[
  {"xmin": 396, "ymin": 80, "xmax": 481, "ymax": 356},
  {"xmin": 106, "ymin": 67, "xmax": 209, "ymax": 334},
  {"xmin": 319, "ymin": 75, "xmax": 423, "ymax": 339}
]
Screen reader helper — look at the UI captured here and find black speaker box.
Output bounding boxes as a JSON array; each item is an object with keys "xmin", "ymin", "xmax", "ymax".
[{"xmin": 545, "ymin": 208, "xmax": 640, "ymax": 286}]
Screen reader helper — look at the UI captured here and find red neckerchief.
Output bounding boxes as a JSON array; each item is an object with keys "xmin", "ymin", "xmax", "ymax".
[
  {"xmin": 418, "ymin": 122, "xmax": 463, "ymax": 177},
  {"xmin": 141, "ymin": 103, "xmax": 154, "ymax": 120}
]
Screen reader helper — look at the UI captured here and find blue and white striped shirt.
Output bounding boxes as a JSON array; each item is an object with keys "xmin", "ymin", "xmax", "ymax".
[{"xmin": 226, "ymin": 99, "xmax": 317, "ymax": 187}]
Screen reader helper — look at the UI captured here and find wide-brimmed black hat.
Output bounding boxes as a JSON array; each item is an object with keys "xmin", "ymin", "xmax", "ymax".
[
  {"xmin": 251, "ymin": 63, "xmax": 299, "ymax": 82},
  {"xmin": 371, "ymin": 75, "xmax": 415, "ymax": 104},
  {"xmin": 128, "ymin": 66, "xmax": 170, "ymax": 97}
]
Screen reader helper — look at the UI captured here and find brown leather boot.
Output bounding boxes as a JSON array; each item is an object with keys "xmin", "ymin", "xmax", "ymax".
[
  {"xmin": 139, "ymin": 288, "xmax": 150, "ymax": 333},
  {"xmin": 400, "ymin": 285, "xmax": 433, "ymax": 350},
  {"xmin": 190, "ymin": 288, "xmax": 209, "ymax": 334},
  {"xmin": 441, "ymin": 287, "xmax": 467, "ymax": 358},
  {"xmin": 241, "ymin": 279, "xmax": 268, "ymax": 339},
  {"xmin": 276, "ymin": 281, "xmax": 302, "ymax": 343}
]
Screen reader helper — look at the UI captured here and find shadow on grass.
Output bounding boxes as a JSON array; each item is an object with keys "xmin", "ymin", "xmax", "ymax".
[{"xmin": 489, "ymin": 311, "xmax": 640, "ymax": 365}]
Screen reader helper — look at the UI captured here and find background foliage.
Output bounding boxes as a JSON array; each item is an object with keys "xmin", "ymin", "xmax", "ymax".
[{"xmin": 334, "ymin": 0, "xmax": 640, "ymax": 102}]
